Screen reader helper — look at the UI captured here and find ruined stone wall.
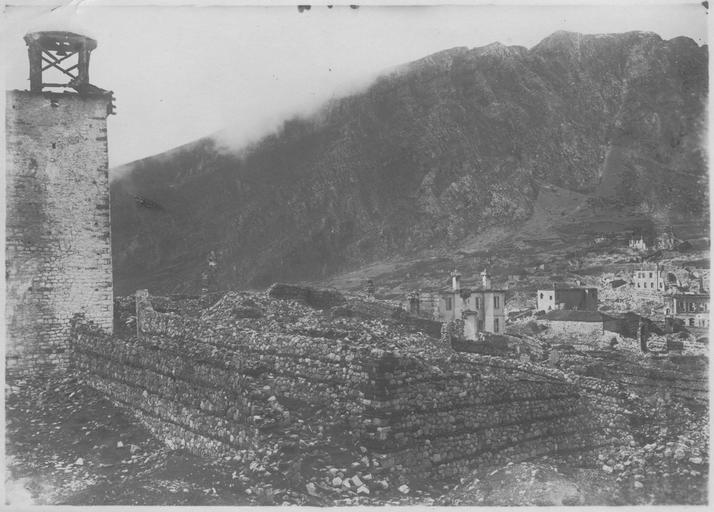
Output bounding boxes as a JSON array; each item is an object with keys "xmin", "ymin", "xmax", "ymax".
[
  {"xmin": 6, "ymin": 90, "xmax": 114, "ymax": 380},
  {"xmin": 557, "ymin": 350, "xmax": 708, "ymax": 407},
  {"xmin": 362, "ymin": 353, "xmax": 623, "ymax": 480},
  {"xmin": 544, "ymin": 320, "xmax": 603, "ymax": 337},
  {"xmin": 71, "ymin": 295, "xmax": 623, "ymax": 479},
  {"xmin": 72, "ymin": 294, "xmax": 378, "ymax": 456},
  {"xmin": 267, "ymin": 283, "xmax": 346, "ymax": 309}
]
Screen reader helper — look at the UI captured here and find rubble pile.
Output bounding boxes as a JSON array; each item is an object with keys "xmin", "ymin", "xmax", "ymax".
[
  {"xmin": 554, "ymin": 349, "xmax": 708, "ymax": 407},
  {"xmin": 597, "ymin": 285, "xmax": 665, "ymax": 318},
  {"xmin": 267, "ymin": 283, "xmax": 346, "ymax": 309},
  {"xmin": 71, "ymin": 290, "xmax": 622, "ymax": 489},
  {"xmin": 594, "ymin": 393, "xmax": 709, "ymax": 505},
  {"xmin": 71, "ymin": 288, "xmax": 708, "ymax": 503}
]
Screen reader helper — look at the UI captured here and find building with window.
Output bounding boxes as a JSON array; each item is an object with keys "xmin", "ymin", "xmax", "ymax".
[
  {"xmin": 665, "ymin": 293, "xmax": 710, "ymax": 329},
  {"xmin": 633, "ymin": 264, "xmax": 667, "ymax": 293},
  {"xmin": 629, "ymin": 235, "xmax": 649, "ymax": 251},
  {"xmin": 438, "ymin": 269, "xmax": 506, "ymax": 337},
  {"xmin": 536, "ymin": 286, "xmax": 598, "ymax": 312}
]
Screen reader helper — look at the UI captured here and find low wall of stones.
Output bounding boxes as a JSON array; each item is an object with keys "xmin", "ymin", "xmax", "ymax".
[
  {"xmin": 362, "ymin": 353, "xmax": 624, "ymax": 480},
  {"xmin": 71, "ymin": 303, "xmax": 378, "ymax": 457},
  {"xmin": 268, "ymin": 283, "xmax": 346, "ymax": 309},
  {"xmin": 556, "ymin": 350, "xmax": 708, "ymax": 407},
  {"xmin": 71, "ymin": 294, "xmax": 625, "ymax": 480}
]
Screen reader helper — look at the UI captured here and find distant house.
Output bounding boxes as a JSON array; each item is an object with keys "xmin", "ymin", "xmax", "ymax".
[
  {"xmin": 629, "ymin": 235, "xmax": 649, "ymax": 251},
  {"xmin": 536, "ymin": 286, "xmax": 598, "ymax": 312},
  {"xmin": 665, "ymin": 293, "xmax": 710, "ymax": 329},
  {"xmin": 438, "ymin": 269, "xmax": 506, "ymax": 337},
  {"xmin": 633, "ymin": 264, "xmax": 667, "ymax": 293}
]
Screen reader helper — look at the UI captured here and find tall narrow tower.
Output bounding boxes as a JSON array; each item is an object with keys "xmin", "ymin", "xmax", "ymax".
[{"xmin": 5, "ymin": 31, "xmax": 115, "ymax": 380}]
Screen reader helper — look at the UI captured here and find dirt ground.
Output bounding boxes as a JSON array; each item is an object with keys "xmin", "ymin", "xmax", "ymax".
[
  {"xmin": 5, "ymin": 376, "xmax": 442, "ymax": 506},
  {"xmin": 5, "ymin": 377, "xmax": 257, "ymax": 506}
]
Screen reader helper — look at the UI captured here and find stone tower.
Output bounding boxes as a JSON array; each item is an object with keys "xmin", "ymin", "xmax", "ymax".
[{"xmin": 5, "ymin": 31, "xmax": 115, "ymax": 380}]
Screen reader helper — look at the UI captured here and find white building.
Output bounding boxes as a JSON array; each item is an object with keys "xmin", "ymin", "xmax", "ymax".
[
  {"xmin": 438, "ymin": 270, "xmax": 506, "ymax": 337},
  {"xmin": 633, "ymin": 264, "xmax": 667, "ymax": 293}
]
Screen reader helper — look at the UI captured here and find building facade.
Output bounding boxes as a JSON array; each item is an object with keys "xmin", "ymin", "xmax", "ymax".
[
  {"xmin": 438, "ymin": 270, "xmax": 506, "ymax": 337},
  {"xmin": 665, "ymin": 293, "xmax": 710, "ymax": 328},
  {"xmin": 5, "ymin": 31, "xmax": 114, "ymax": 380},
  {"xmin": 629, "ymin": 236, "xmax": 649, "ymax": 251},
  {"xmin": 536, "ymin": 286, "xmax": 598, "ymax": 312},
  {"xmin": 633, "ymin": 264, "xmax": 667, "ymax": 293}
]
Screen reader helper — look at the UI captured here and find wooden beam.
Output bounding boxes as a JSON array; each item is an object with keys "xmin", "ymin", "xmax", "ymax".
[
  {"xmin": 27, "ymin": 44, "xmax": 42, "ymax": 92},
  {"xmin": 41, "ymin": 50, "xmax": 76, "ymax": 71},
  {"xmin": 41, "ymin": 54, "xmax": 77, "ymax": 80}
]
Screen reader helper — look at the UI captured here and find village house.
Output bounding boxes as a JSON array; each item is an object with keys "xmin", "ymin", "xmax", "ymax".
[
  {"xmin": 536, "ymin": 286, "xmax": 598, "ymax": 312},
  {"xmin": 665, "ymin": 293, "xmax": 710, "ymax": 329},
  {"xmin": 438, "ymin": 269, "xmax": 506, "ymax": 336},
  {"xmin": 633, "ymin": 264, "xmax": 668, "ymax": 292},
  {"xmin": 629, "ymin": 235, "xmax": 649, "ymax": 251}
]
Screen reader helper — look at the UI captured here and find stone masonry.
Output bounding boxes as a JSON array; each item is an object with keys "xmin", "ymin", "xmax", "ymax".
[
  {"xmin": 71, "ymin": 292, "xmax": 636, "ymax": 480},
  {"xmin": 6, "ymin": 90, "xmax": 114, "ymax": 380}
]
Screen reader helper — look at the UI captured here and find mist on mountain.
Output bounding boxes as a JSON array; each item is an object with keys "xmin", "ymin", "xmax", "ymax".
[{"xmin": 110, "ymin": 31, "xmax": 708, "ymax": 295}]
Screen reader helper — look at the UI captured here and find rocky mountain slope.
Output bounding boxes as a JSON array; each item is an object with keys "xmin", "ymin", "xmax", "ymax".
[{"xmin": 110, "ymin": 31, "xmax": 708, "ymax": 295}]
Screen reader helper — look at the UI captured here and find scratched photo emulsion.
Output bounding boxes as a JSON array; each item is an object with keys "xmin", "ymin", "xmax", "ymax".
[{"xmin": 3, "ymin": 2, "xmax": 709, "ymax": 507}]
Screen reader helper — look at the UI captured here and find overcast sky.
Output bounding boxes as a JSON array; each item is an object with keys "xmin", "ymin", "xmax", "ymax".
[{"xmin": 1, "ymin": 1, "xmax": 708, "ymax": 168}]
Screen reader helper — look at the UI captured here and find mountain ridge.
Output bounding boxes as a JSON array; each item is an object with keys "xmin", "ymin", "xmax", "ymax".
[{"xmin": 110, "ymin": 31, "xmax": 708, "ymax": 295}]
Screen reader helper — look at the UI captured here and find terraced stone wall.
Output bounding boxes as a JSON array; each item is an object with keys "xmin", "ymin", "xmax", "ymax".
[
  {"xmin": 362, "ymin": 353, "xmax": 624, "ymax": 480},
  {"xmin": 71, "ymin": 294, "xmax": 626, "ymax": 480},
  {"xmin": 556, "ymin": 350, "xmax": 708, "ymax": 407},
  {"xmin": 71, "ymin": 305, "xmax": 378, "ymax": 457}
]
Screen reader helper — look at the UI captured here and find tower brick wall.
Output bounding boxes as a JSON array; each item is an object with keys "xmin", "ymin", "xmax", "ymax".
[{"xmin": 5, "ymin": 90, "xmax": 114, "ymax": 380}]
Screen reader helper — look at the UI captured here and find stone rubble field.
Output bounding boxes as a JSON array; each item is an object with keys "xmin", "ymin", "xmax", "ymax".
[{"xmin": 6, "ymin": 288, "xmax": 709, "ymax": 506}]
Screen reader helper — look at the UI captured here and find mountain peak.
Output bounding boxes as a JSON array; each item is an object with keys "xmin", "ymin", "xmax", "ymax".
[
  {"xmin": 110, "ymin": 32, "xmax": 708, "ymax": 294},
  {"xmin": 536, "ymin": 30, "xmax": 664, "ymax": 48},
  {"xmin": 472, "ymin": 41, "xmax": 526, "ymax": 59}
]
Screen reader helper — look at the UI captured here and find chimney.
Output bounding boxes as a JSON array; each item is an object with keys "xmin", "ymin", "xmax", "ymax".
[
  {"xmin": 481, "ymin": 269, "xmax": 492, "ymax": 289},
  {"xmin": 451, "ymin": 270, "xmax": 461, "ymax": 292}
]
